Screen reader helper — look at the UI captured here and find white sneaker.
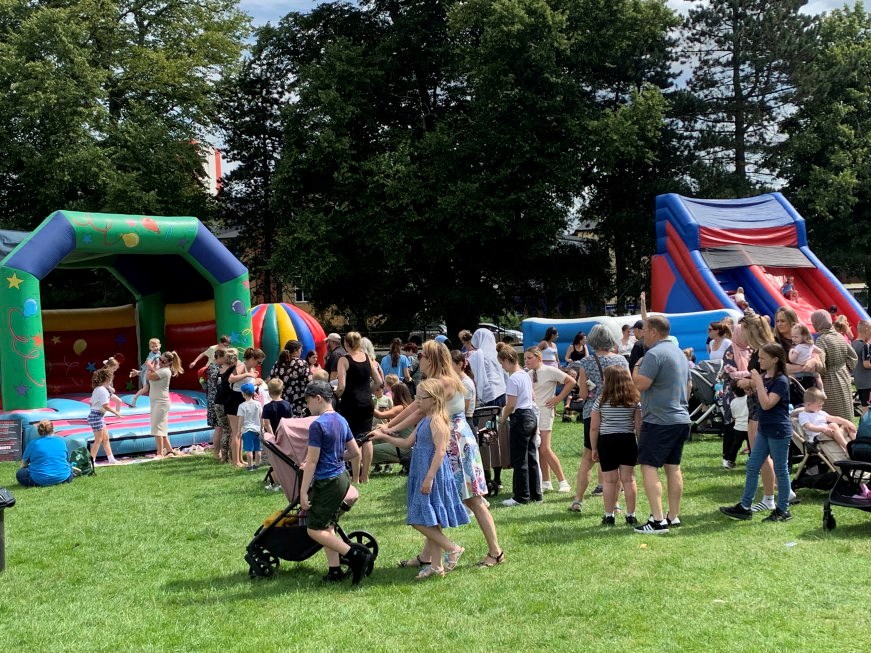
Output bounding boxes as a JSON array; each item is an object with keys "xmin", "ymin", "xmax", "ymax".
[
  {"xmin": 541, "ymin": 481, "xmax": 554, "ymax": 491},
  {"xmin": 722, "ymin": 458, "xmax": 735, "ymax": 469},
  {"xmin": 751, "ymin": 499, "xmax": 775, "ymax": 512},
  {"xmin": 502, "ymin": 498, "xmax": 524, "ymax": 507},
  {"xmin": 557, "ymin": 480, "xmax": 571, "ymax": 493},
  {"xmin": 107, "ymin": 456, "xmax": 119, "ymax": 465}
]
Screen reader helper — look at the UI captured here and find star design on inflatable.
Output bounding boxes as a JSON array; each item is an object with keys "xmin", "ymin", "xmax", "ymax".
[
  {"xmin": 32, "ymin": 335, "xmax": 43, "ymax": 346},
  {"xmin": 82, "ymin": 234, "xmax": 93, "ymax": 244},
  {"xmin": 51, "ymin": 336, "xmax": 61, "ymax": 345},
  {"xmin": 6, "ymin": 273, "xmax": 23, "ymax": 289},
  {"xmin": 14, "ymin": 384, "xmax": 28, "ymax": 396},
  {"xmin": 86, "ymin": 362, "xmax": 97, "ymax": 372},
  {"xmin": 230, "ymin": 331, "xmax": 241, "ymax": 344}
]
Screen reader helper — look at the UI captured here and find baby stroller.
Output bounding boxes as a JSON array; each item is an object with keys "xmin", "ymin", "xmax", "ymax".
[
  {"xmin": 688, "ymin": 359, "xmax": 725, "ymax": 437},
  {"xmin": 789, "ymin": 407, "xmax": 845, "ymax": 493},
  {"xmin": 245, "ymin": 416, "xmax": 379, "ymax": 579},
  {"xmin": 472, "ymin": 406, "xmax": 506, "ymax": 497},
  {"xmin": 822, "ymin": 414, "xmax": 871, "ymax": 531}
]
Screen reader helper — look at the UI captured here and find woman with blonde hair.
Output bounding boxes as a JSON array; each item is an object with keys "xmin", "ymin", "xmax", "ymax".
[
  {"xmin": 227, "ymin": 347, "xmax": 266, "ymax": 467},
  {"xmin": 375, "ymin": 340, "xmax": 503, "ymax": 568},
  {"xmin": 147, "ymin": 350, "xmax": 184, "ymax": 457},
  {"xmin": 337, "ymin": 331, "xmax": 383, "ymax": 483}
]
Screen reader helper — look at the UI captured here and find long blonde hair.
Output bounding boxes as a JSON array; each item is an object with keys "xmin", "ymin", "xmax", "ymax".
[
  {"xmin": 422, "ymin": 340, "xmax": 464, "ymax": 395},
  {"xmin": 417, "ymin": 378, "xmax": 449, "ymax": 449}
]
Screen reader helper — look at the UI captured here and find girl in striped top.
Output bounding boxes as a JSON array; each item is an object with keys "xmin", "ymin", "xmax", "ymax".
[{"xmin": 590, "ymin": 366, "xmax": 641, "ymax": 526}]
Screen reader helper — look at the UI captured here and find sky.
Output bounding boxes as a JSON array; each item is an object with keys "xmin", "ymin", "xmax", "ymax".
[{"xmin": 239, "ymin": 0, "xmax": 865, "ymax": 26}]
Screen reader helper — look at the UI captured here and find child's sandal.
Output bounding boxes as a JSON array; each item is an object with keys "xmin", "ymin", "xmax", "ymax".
[
  {"xmin": 415, "ymin": 566, "xmax": 445, "ymax": 580},
  {"xmin": 444, "ymin": 546, "xmax": 464, "ymax": 572},
  {"xmin": 397, "ymin": 555, "xmax": 430, "ymax": 568},
  {"xmin": 568, "ymin": 500, "xmax": 582, "ymax": 512},
  {"xmin": 476, "ymin": 551, "xmax": 505, "ymax": 568}
]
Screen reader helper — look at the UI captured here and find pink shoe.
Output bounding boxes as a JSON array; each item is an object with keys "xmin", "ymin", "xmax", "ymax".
[{"xmin": 859, "ymin": 483, "xmax": 871, "ymax": 498}]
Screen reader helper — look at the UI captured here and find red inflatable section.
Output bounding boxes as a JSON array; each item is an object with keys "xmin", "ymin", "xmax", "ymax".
[
  {"xmin": 164, "ymin": 320, "xmax": 216, "ymax": 391},
  {"xmin": 698, "ymin": 226, "xmax": 797, "ymax": 248},
  {"xmin": 43, "ymin": 326, "xmax": 139, "ymax": 395}
]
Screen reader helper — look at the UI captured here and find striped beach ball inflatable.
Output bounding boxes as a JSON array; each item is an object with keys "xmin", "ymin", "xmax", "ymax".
[{"xmin": 250, "ymin": 303, "xmax": 327, "ymax": 376}]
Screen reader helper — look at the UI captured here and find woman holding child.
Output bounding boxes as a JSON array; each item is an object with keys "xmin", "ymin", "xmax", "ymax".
[
  {"xmin": 147, "ymin": 350, "xmax": 184, "ymax": 457},
  {"xmin": 227, "ymin": 348, "xmax": 266, "ymax": 468},
  {"xmin": 374, "ymin": 340, "xmax": 504, "ymax": 569}
]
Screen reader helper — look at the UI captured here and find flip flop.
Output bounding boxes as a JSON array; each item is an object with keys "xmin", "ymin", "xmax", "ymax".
[
  {"xmin": 476, "ymin": 551, "xmax": 505, "ymax": 568},
  {"xmin": 397, "ymin": 555, "xmax": 431, "ymax": 568}
]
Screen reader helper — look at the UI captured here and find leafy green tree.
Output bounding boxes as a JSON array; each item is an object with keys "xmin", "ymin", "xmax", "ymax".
[
  {"xmin": 0, "ymin": 0, "xmax": 248, "ymax": 230},
  {"xmin": 776, "ymin": 2, "xmax": 871, "ymax": 287},
  {"xmin": 680, "ymin": 0, "xmax": 817, "ymax": 192}
]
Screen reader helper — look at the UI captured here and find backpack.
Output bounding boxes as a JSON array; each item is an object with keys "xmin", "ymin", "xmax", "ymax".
[
  {"xmin": 69, "ymin": 446, "xmax": 96, "ymax": 477},
  {"xmin": 848, "ymin": 411, "xmax": 871, "ymax": 462}
]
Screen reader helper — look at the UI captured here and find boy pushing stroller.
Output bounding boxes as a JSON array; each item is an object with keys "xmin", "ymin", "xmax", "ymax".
[{"xmin": 300, "ymin": 380, "xmax": 374, "ymax": 584}]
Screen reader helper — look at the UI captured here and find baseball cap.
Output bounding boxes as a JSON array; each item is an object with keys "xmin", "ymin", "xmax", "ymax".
[
  {"xmin": 434, "ymin": 334, "xmax": 448, "ymax": 344},
  {"xmin": 632, "ymin": 320, "xmax": 644, "ymax": 329},
  {"xmin": 326, "ymin": 332, "xmax": 342, "ymax": 343},
  {"xmin": 240, "ymin": 382, "xmax": 256, "ymax": 395},
  {"xmin": 304, "ymin": 380, "xmax": 334, "ymax": 399}
]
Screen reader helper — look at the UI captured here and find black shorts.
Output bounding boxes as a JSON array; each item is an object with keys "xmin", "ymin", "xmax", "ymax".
[
  {"xmin": 597, "ymin": 432, "xmax": 638, "ymax": 472},
  {"xmin": 637, "ymin": 422, "xmax": 690, "ymax": 468},
  {"xmin": 583, "ymin": 417, "xmax": 592, "ymax": 450},
  {"xmin": 857, "ymin": 388, "xmax": 871, "ymax": 407}
]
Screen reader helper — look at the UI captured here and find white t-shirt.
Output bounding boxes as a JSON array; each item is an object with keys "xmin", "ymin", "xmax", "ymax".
[
  {"xmin": 529, "ymin": 365, "xmax": 566, "ymax": 408},
  {"xmin": 462, "ymin": 375, "xmax": 476, "ymax": 418},
  {"xmin": 506, "ymin": 370, "xmax": 535, "ymax": 410},
  {"xmin": 730, "ymin": 395, "xmax": 749, "ymax": 431},
  {"xmin": 90, "ymin": 385, "xmax": 110, "ymax": 412},
  {"xmin": 708, "ymin": 338, "xmax": 732, "ymax": 361},
  {"xmin": 238, "ymin": 399, "xmax": 263, "ymax": 434},
  {"xmin": 798, "ymin": 409, "xmax": 829, "ymax": 443}
]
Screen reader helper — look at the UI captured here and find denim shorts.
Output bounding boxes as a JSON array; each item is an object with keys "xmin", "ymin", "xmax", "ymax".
[{"xmin": 242, "ymin": 430, "xmax": 261, "ymax": 452}]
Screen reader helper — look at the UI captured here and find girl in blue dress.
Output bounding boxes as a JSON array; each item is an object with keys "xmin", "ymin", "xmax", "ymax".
[{"xmin": 375, "ymin": 378, "xmax": 469, "ymax": 579}]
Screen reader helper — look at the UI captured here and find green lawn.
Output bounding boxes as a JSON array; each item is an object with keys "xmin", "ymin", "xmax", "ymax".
[{"xmin": 1, "ymin": 421, "xmax": 870, "ymax": 653}]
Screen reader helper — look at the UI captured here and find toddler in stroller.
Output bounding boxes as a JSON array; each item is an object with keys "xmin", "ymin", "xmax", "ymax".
[{"xmin": 245, "ymin": 381, "xmax": 378, "ymax": 584}]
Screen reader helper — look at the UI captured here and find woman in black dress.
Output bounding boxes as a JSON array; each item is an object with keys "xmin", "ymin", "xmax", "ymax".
[{"xmin": 337, "ymin": 331, "xmax": 383, "ymax": 483}]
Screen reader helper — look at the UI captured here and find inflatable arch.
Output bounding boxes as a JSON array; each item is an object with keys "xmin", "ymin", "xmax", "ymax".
[{"xmin": 0, "ymin": 211, "xmax": 253, "ymax": 410}]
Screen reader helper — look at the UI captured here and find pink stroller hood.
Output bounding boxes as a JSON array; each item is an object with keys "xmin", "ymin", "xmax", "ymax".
[
  {"xmin": 264, "ymin": 416, "xmax": 317, "ymax": 505},
  {"xmin": 264, "ymin": 416, "xmax": 360, "ymax": 510}
]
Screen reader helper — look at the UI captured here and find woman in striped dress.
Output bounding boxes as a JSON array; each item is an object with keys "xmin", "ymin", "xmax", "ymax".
[{"xmin": 589, "ymin": 366, "xmax": 641, "ymax": 526}]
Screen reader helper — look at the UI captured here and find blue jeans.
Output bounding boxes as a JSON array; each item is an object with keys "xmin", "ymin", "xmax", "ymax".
[{"xmin": 740, "ymin": 429, "xmax": 791, "ymax": 512}]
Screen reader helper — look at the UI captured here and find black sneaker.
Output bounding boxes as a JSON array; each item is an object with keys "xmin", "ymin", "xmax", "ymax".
[
  {"xmin": 762, "ymin": 507, "xmax": 793, "ymax": 522},
  {"xmin": 591, "ymin": 485, "xmax": 604, "ymax": 497},
  {"xmin": 633, "ymin": 518, "xmax": 669, "ymax": 534},
  {"xmin": 666, "ymin": 514, "xmax": 681, "ymax": 527},
  {"xmin": 625, "ymin": 515, "xmax": 638, "ymax": 526},
  {"xmin": 346, "ymin": 544, "xmax": 373, "ymax": 585},
  {"xmin": 719, "ymin": 503, "xmax": 753, "ymax": 520},
  {"xmin": 601, "ymin": 515, "xmax": 615, "ymax": 526}
]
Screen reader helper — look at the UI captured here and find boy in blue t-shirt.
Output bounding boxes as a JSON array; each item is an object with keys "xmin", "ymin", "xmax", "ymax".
[{"xmin": 299, "ymin": 380, "xmax": 373, "ymax": 584}]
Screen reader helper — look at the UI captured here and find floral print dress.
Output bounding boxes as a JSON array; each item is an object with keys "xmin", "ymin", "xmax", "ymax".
[{"xmin": 269, "ymin": 357, "xmax": 312, "ymax": 416}]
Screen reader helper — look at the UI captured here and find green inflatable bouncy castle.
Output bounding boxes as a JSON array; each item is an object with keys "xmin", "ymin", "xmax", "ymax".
[{"xmin": 0, "ymin": 211, "xmax": 252, "ymax": 411}]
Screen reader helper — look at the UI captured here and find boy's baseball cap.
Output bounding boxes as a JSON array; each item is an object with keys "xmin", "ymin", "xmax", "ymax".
[
  {"xmin": 240, "ymin": 382, "xmax": 256, "ymax": 395},
  {"xmin": 304, "ymin": 380, "xmax": 334, "ymax": 399},
  {"xmin": 632, "ymin": 320, "xmax": 644, "ymax": 329}
]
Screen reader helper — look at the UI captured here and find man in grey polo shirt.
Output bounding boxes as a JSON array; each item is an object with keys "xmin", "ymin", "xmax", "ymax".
[{"xmin": 631, "ymin": 314, "xmax": 691, "ymax": 534}]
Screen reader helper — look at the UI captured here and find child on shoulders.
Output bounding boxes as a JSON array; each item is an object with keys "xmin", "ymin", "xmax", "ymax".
[{"xmin": 798, "ymin": 387, "xmax": 857, "ymax": 452}]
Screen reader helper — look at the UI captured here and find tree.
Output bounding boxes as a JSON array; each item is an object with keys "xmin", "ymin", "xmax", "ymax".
[
  {"xmin": 776, "ymin": 2, "xmax": 871, "ymax": 288},
  {"xmin": 680, "ymin": 0, "xmax": 817, "ymax": 192},
  {"xmin": 0, "ymin": 0, "xmax": 248, "ymax": 230}
]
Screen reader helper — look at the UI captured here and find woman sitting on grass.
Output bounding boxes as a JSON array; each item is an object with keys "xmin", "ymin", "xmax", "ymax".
[{"xmin": 17, "ymin": 420, "xmax": 74, "ymax": 487}]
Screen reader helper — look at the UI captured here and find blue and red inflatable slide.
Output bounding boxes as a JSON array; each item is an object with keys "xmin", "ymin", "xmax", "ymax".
[{"xmin": 652, "ymin": 193, "xmax": 868, "ymax": 328}]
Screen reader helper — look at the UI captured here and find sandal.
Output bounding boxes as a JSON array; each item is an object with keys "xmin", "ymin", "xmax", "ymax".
[
  {"xmin": 476, "ymin": 551, "xmax": 505, "ymax": 568},
  {"xmin": 415, "ymin": 566, "xmax": 445, "ymax": 580},
  {"xmin": 444, "ymin": 546, "xmax": 465, "ymax": 572},
  {"xmin": 568, "ymin": 500, "xmax": 582, "ymax": 512},
  {"xmin": 397, "ymin": 555, "xmax": 431, "ymax": 569}
]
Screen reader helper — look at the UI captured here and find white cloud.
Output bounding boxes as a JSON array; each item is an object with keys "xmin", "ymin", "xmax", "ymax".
[{"xmin": 667, "ymin": 0, "xmax": 865, "ymax": 16}]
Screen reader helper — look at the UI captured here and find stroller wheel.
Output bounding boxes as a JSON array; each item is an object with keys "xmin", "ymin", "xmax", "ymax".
[
  {"xmin": 823, "ymin": 514, "xmax": 836, "ymax": 532},
  {"xmin": 344, "ymin": 531, "xmax": 379, "ymax": 576},
  {"xmin": 246, "ymin": 545, "xmax": 279, "ymax": 578}
]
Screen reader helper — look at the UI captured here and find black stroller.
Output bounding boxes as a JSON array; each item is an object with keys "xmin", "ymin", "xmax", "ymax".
[
  {"xmin": 688, "ymin": 359, "xmax": 725, "ymax": 437},
  {"xmin": 245, "ymin": 416, "xmax": 378, "ymax": 579}
]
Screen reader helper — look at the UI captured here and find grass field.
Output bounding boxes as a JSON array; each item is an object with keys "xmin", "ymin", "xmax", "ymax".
[{"xmin": 1, "ymin": 420, "xmax": 870, "ymax": 653}]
